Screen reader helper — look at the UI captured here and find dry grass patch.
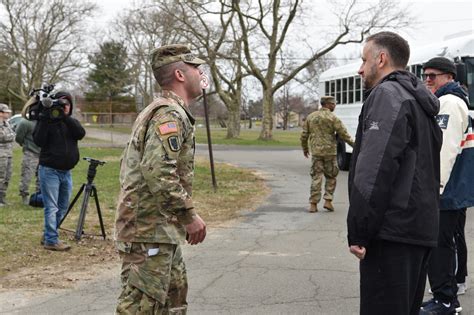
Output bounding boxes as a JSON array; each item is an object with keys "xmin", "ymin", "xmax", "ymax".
[{"xmin": 0, "ymin": 147, "xmax": 268, "ymax": 290}]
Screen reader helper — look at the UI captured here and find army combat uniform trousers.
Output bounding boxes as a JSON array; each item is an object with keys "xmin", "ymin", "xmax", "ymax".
[
  {"xmin": 0, "ymin": 156, "xmax": 12, "ymax": 201},
  {"xmin": 116, "ymin": 242, "xmax": 188, "ymax": 315},
  {"xmin": 310, "ymin": 155, "xmax": 339, "ymax": 204},
  {"xmin": 19, "ymin": 150, "xmax": 39, "ymax": 197}
]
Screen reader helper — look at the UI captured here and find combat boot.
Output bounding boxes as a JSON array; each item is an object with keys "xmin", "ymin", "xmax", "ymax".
[
  {"xmin": 0, "ymin": 195, "xmax": 6, "ymax": 207},
  {"xmin": 323, "ymin": 200, "xmax": 335, "ymax": 212},
  {"xmin": 44, "ymin": 241, "xmax": 71, "ymax": 251},
  {"xmin": 309, "ymin": 203, "xmax": 318, "ymax": 213}
]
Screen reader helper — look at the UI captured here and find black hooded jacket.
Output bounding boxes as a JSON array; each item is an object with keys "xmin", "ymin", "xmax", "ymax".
[
  {"xmin": 33, "ymin": 106, "xmax": 85, "ymax": 171},
  {"xmin": 347, "ymin": 71, "xmax": 442, "ymax": 248}
]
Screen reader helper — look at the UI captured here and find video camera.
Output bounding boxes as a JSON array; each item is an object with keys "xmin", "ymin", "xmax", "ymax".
[{"xmin": 26, "ymin": 84, "xmax": 69, "ymax": 121}]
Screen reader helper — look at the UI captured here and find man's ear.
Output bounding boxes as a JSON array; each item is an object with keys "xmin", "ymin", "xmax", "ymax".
[
  {"xmin": 379, "ymin": 51, "xmax": 388, "ymax": 68},
  {"xmin": 175, "ymin": 69, "xmax": 185, "ymax": 82}
]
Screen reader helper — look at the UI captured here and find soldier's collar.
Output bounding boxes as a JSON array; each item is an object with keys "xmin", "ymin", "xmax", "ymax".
[
  {"xmin": 161, "ymin": 89, "xmax": 195, "ymax": 125},
  {"xmin": 161, "ymin": 90, "xmax": 186, "ymax": 107},
  {"xmin": 320, "ymin": 107, "xmax": 331, "ymax": 111}
]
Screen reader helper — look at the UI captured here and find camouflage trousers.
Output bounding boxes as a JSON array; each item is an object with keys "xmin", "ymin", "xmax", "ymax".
[
  {"xmin": 116, "ymin": 242, "xmax": 188, "ymax": 315},
  {"xmin": 0, "ymin": 155, "xmax": 12, "ymax": 199},
  {"xmin": 309, "ymin": 155, "xmax": 339, "ymax": 204},
  {"xmin": 19, "ymin": 150, "xmax": 39, "ymax": 197}
]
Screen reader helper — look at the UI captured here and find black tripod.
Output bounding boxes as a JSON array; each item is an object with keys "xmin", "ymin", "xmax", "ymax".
[{"xmin": 58, "ymin": 157, "xmax": 106, "ymax": 241}]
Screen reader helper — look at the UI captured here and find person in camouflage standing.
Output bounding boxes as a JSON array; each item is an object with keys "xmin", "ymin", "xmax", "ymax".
[
  {"xmin": 0, "ymin": 103, "xmax": 15, "ymax": 206},
  {"xmin": 15, "ymin": 117, "xmax": 40, "ymax": 205},
  {"xmin": 301, "ymin": 96, "xmax": 354, "ymax": 213},
  {"xmin": 114, "ymin": 44, "xmax": 207, "ymax": 314}
]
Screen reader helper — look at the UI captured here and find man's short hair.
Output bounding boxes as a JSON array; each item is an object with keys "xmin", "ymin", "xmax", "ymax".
[
  {"xmin": 366, "ymin": 32, "xmax": 410, "ymax": 69},
  {"xmin": 154, "ymin": 61, "xmax": 186, "ymax": 87},
  {"xmin": 320, "ymin": 96, "xmax": 336, "ymax": 106},
  {"xmin": 150, "ymin": 44, "xmax": 205, "ymax": 87}
]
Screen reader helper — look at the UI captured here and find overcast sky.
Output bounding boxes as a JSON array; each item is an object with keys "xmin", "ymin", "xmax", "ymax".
[{"xmin": 93, "ymin": 0, "xmax": 473, "ymax": 56}]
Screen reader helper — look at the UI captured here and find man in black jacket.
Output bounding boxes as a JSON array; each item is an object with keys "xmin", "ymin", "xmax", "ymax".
[
  {"xmin": 33, "ymin": 91, "xmax": 85, "ymax": 251},
  {"xmin": 347, "ymin": 32, "xmax": 442, "ymax": 315}
]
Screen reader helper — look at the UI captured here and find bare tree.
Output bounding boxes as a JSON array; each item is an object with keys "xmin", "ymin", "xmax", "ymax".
[
  {"xmin": 114, "ymin": 4, "xmax": 183, "ymax": 109},
  {"xmin": 159, "ymin": 1, "xmax": 250, "ymax": 138},
  {"xmin": 0, "ymin": 0, "xmax": 97, "ymax": 102},
  {"xmin": 231, "ymin": 0, "xmax": 413, "ymax": 140},
  {"xmin": 275, "ymin": 88, "xmax": 305, "ymax": 129}
]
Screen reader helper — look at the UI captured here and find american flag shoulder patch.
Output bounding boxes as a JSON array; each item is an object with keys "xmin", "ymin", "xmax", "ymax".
[{"xmin": 157, "ymin": 122, "xmax": 178, "ymax": 135}]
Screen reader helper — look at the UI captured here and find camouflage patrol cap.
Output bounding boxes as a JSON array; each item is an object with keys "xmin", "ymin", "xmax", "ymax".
[
  {"xmin": 320, "ymin": 96, "xmax": 336, "ymax": 105},
  {"xmin": 150, "ymin": 44, "xmax": 205, "ymax": 71},
  {"xmin": 0, "ymin": 103, "xmax": 12, "ymax": 113}
]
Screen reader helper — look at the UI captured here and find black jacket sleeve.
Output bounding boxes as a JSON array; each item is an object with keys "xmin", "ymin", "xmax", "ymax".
[
  {"xmin": 64, "ymin": 116, "xmax": 86, "ymax": 140},
  {"xmin": 347, "ymin": 87, "xmax": 412, "ymax": 247},
  {"xmin": 33, "ymin": 120, "xmax": 50, "ymax": 148}
]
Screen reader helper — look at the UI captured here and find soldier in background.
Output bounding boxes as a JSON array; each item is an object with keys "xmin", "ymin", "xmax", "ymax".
[
  {"xmin": 15, "ymin": 117, "xmax": 40, "ymax": 205},
  {"xmin": 300, "ymin": 96, "xmax": 354, "ymax": 213},
  {"xmin": 114, "ymin": 44, "xmax": 207, "ymax": 314},
  {"xmin": 0, "ymin": 103, "xmax": 15, "ymax": 206}
]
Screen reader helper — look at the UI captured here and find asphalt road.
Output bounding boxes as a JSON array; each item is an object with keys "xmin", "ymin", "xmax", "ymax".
[{"xmin": 1, "ymin": 141, "xmax": 473, "ymax": 314}]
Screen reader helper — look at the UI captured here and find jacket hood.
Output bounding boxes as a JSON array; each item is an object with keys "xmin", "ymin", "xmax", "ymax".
[
  {"xmin": 435, "ymin": 81, "xmax": 470, "ymax": 107},
  {"xmin": 382, "ymin": 70, "xmax": 440, "ymax": 116},
  {"xmin": 52, "ymin": 91, "xmax": 74, "ymax": 116}
]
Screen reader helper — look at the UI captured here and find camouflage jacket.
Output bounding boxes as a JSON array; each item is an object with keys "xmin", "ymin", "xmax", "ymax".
[
  {"xmin": 0, "ymin": 120, "xmax": 15, "ymax": 157},
  {"xmin": 301, "ymin": 107, "xmax": 354, "ymax": 156},
  {"xmin": 115, "ymin": 90, "xmax": 196, "ymax": 244}
]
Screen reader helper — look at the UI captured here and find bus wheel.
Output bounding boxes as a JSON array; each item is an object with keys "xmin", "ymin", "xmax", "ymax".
[{"xmin": 337, "ymin": 145, "xmax": 351, "ymax": 171}]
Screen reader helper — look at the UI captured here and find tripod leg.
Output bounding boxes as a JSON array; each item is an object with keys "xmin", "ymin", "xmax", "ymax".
[
  {"xmin": 92, "ymin": 186, "xmax": 106, "ymax": 240},
  {"xmin": 75, "ymin": 184, "xmax": 92, "ymax": 241},
  {"xmin": 58, "ymin": 184, "xmax": 85, "ymax": 229}
]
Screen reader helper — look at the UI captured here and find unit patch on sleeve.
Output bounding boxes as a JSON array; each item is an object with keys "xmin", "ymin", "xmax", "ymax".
[
  {"xmin": 436, "ymin": 114, "xmax": 449, "ymax": 129},
  {"xmin": 157, "ymin": 122, "xmax": 178, "ymax": 135},
  {"xmin": 168, "ymin": 136, "xmax": 180, "ymax": 152}
]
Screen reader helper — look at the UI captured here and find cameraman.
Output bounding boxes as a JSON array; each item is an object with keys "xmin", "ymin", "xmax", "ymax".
[{"xmin": 33, "ymin": 91, "xmax": 85, "ymax": 251}]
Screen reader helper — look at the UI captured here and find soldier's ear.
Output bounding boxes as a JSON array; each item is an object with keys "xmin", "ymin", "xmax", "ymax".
[{"xmin": 175, "ymin": 69, "xmax": 186, "ymax": 82}]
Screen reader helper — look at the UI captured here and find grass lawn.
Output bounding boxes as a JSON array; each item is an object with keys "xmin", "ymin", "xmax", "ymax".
[
  {"xmin": 87, "ymin": 124, "xmax": 302, "ymax": 147},
  {"xmin": 195, "ymin": 128, "xmax": 301, "ymax": 146},
  {"xmin": 0, "ymin": 146, "xmax": 267, "ymax": 286}
]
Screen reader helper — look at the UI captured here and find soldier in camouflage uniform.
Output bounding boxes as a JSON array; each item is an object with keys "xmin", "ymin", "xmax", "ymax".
[
  {"xmin": 301, "ymin": 96, "xmax": 354, "ymax": 213},
  {"xmin": 115, "ymin": 44, "xmax": 207, "ymax": 315},
  {"xmin": 15, "ymin": 117, "xmax": 40, "ymax": 205},
  {"xmin": 0, "ymin": 103, "xmax": 15, "ymax": 206}
]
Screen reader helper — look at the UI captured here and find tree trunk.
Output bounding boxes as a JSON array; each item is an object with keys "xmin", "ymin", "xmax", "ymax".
[
  {"xmin": 226, "ymin": 104, "xmax": 241, "ymax": 138},
  {"xmin": 259, "ymin": 89, "xmax": 274, "ymax": 140}
]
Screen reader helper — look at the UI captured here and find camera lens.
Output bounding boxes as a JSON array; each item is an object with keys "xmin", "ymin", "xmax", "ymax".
[{"xmin": 50, "ymin": 108, "xmax": 62, "ymax": 118}]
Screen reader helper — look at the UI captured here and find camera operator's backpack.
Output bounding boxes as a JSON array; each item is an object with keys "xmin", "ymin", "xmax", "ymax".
[{"xmin": 29, "ymin": 190, "xmax": 44, "ymax": 208}]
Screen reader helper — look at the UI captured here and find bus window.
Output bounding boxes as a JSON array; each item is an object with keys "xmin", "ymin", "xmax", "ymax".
[
  {"xmin": 355, "ymin": 76, "xmax": 361, "ymax": 102},
  {"xmin": 325, "ymin": 81, "xmax": 330, "ymax": 95},
  {"xmin": 331, "ymin": 80, "xmax": 336, "ymax": 97},
  {"xmin": 336, "ymin": 79, "xmax": 342, "ymax": 104},
  {"xmin": 349, "ymin": 77, "xmax": 354, "ymax": 103},
  {"xmin": 464, "ymin": 57, "xmax": 474, "ymax": 110},
  {"xmin": 342, "ymin": 78, "xmax": 348, "ymax": 104},
  {"xmin": 413, "ymin": 64, "xmax": 423, "ymax": 79}
]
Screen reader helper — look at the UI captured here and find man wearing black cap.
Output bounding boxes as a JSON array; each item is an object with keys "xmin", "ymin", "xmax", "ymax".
[
  {"xmin": 33, "ymin": 91, "xmax": 85, "ymax": 251},
  {"xmin": 420, "ymin": 57, "xmax": 471, "ymax": 315},
  {"xmin": 115, "ymin": 44, "xmax": 207, "ymax": 314}
]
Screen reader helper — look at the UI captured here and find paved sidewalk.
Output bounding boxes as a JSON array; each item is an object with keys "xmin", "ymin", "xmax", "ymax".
[{"xmin": 1, "ymin": 130, "xmax": 472, "ymax": 314}]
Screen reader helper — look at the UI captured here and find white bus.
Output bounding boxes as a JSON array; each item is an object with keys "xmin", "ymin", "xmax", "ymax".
[{"xmin": 319, "ymin": 33, "xmax": 474, "ymax": 170}]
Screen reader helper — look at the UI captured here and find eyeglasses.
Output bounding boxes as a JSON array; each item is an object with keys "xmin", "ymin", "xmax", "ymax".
[{"xmin": 422, "ymin": 73, "xmax": 446, "ymax": 80}]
